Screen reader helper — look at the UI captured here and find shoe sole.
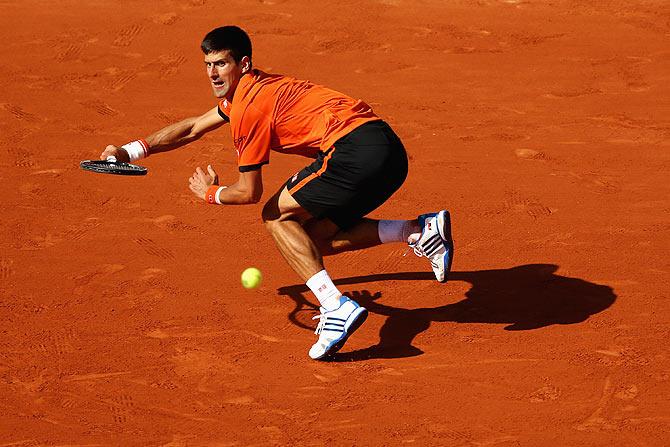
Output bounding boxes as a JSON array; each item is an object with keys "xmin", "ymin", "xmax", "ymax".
[
  {"xmin": 313, "ymin": 307, "xmax": 368, "ymax": 360},
  {"xmin": 437, "ymin": 210, "xmax": 454, "ymax": 283}
]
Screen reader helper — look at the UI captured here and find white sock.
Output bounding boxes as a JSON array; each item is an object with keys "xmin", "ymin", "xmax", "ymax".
[
  {"xmin": 306, "ymin": 270, "xmax": 342, "ymax": 311},
  {"xmin": 378, "ymin": 220, "xmax": 420, "ymax": 244}
]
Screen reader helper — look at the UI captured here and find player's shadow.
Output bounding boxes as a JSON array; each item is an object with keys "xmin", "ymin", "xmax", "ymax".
[{"xmin": 276, "ymin": 264, "xmax": 617, "ymax": 361}]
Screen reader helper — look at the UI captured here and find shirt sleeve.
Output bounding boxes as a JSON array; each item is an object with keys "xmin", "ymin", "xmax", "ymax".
[
  {"xmin": 217, "ymin": 99, "xmax": 230, "ymax": 122},
  {"xmin": 235, "ymin": 105, "xmax": 272, "ymax": 172}
]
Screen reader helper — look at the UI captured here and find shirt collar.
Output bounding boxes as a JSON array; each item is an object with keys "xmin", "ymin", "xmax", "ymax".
[{"xmin": 221, "ymin": 70, "xmax": 259, "ymax": 115}]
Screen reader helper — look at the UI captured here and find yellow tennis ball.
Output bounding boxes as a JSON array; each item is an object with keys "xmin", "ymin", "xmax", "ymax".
[{"xmin": 241, "ymin": 267, "xmax": 262, "ymax": 289}]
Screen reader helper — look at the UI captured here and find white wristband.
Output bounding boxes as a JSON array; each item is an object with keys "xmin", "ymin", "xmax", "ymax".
[
  {"xmin": 215, "ymin": 186, "xmax": 227, "ymax": 204},
  {"xmin": 121, "ymin": 139, "xmax": 149, "ymax": 162}
]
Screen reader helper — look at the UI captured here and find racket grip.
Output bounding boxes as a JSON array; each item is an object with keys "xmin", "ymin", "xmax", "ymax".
[{"xmin": 106, "ymin": 155, "xmax": 117, "ymax": 163}]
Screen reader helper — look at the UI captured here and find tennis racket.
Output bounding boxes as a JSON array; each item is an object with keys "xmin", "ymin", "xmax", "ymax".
[{"xmin": 80, "ymin": 156, "xmax": 148, "ymax": 176}]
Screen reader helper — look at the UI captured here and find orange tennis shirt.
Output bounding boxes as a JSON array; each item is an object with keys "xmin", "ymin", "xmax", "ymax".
[{"xmin": 217, "ymin": 70, "xmax": 381, "ymax": 172}]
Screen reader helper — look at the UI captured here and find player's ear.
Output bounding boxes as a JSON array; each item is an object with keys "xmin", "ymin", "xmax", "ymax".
[{"xmin": 241, "ymin": 56, "xmax": 251, "ymax": 73}]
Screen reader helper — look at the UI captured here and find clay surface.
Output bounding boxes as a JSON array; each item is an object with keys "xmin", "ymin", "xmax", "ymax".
[{"xmin": 1, "ymin": 1, "xmax": 669, "ymax": 445}]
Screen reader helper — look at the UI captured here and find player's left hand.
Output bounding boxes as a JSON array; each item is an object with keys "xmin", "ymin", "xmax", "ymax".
[{"xmin": 189, "ymin": 164, "xmax": 219, "ymax": 200}]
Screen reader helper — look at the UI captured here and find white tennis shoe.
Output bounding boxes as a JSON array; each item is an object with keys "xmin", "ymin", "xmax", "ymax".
[
  {"xmin": 410, "ymin": 210, "xmax": 454, "ymax": 282},
  {"xmin": 309, "ymin": 296, "xmax": 368, "ymax": 360}
]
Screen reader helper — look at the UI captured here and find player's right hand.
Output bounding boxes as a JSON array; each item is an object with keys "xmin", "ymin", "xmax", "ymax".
[{"xmin": 100, "ymin": 145, "xmax": 130, "ymax": 162}]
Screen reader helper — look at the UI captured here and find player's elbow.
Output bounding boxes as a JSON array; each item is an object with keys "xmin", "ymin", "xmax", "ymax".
[
  {"xmin": 238, "ymin": 168, "xmax": 263, "ymax": 204},
  {"xmin": 180, "ymin": 117, "xmax": 205, "ymax": 142},
  {"xmin": 185, "ymin": 131, "xmax": 202, "ymax": 142}
]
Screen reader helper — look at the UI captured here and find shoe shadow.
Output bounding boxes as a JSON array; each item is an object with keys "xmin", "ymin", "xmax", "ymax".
[{"xmin": 276, "ymin": 264, "xmax": 617, "ymax": 361}]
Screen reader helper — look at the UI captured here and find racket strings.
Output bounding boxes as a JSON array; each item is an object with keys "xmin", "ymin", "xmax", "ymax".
[{"xmin": 79, "ymin": 160, "xmax": 148, "ymax": 176}]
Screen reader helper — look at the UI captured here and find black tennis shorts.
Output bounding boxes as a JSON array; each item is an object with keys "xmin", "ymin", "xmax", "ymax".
[{"xmin": 286, "ymin": 120, "xmax": 408, "ymax": 230}]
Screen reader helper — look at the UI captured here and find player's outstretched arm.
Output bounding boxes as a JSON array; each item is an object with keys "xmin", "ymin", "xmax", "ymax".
[
  {"xmin": 100, "ymin": 105, "xmax": 226, "ymax": 162},
  {"xmin": 189, "ymin": 165, "xmax": 263, "ymax": 205}
]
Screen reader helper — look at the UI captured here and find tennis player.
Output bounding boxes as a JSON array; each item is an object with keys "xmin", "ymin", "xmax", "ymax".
[{"xmin": 100, "ymin": 26, "xmax": 453, "ymax": 360}]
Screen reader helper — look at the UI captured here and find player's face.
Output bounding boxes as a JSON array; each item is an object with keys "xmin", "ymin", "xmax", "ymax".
[{"xmin": 204, "ymin": 51, "xmax": 250, "ymax": 100}]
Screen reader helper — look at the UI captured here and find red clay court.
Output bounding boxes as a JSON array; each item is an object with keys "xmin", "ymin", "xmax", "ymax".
[{"xmin": 1, "ymin": 0, "xmax": 669, "ymax": 445}]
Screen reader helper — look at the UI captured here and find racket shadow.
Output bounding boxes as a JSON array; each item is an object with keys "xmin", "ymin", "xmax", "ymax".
[{"xmin": 276, "ymin": 264, "xmax": 617, "ymax": 361}]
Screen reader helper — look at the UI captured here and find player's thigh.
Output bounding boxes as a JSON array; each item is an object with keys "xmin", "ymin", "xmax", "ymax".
[{"xmin": 328, "ymin": 168, "xmax": 406, "ymax": 229}]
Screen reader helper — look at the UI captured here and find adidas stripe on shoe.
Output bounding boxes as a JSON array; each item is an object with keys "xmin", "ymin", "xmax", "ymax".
[
  {"xmin": 410, "ymin": 210, "xmax": 454, "ymax": 282},
  {"xmin": 309, "ymin": 295, "xmax": 368, "ymax": 360}
]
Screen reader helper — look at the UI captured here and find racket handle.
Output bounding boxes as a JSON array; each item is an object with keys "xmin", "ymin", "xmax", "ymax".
[{"xmin": 106, "ymin": 155, "xmax": 117, "ymax": 163}]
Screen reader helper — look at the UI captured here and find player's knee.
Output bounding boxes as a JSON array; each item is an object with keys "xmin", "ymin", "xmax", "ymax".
[
  {"xmin": 263, "ymin": 220, "xmax": 276, "ymax": 237},
  {"xmin": 261, "ymin": 200, "xmax": 289, "ymax": 237},
  {"xmin": 261, "ymin": 196, "xmax": 281, "ymax": 224},
  {"xmin": 261, "ymin": 195, "xmax": 306, "ymax": 225}
]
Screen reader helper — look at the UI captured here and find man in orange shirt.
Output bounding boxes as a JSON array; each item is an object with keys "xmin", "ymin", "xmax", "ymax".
[{"xmin": 101, "ymin": 26, "xmax": 453, "ymax": 360}]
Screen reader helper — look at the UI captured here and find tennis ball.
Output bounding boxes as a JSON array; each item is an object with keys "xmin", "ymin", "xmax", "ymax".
[{"xmin": 241, "ymin": 267, "xmax": 262, "ymax": 289}]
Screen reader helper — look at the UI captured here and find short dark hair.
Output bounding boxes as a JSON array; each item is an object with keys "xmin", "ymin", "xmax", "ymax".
[{"xmin": 201, "ymin": 26, "xmax": 252, "ymax": 64}]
